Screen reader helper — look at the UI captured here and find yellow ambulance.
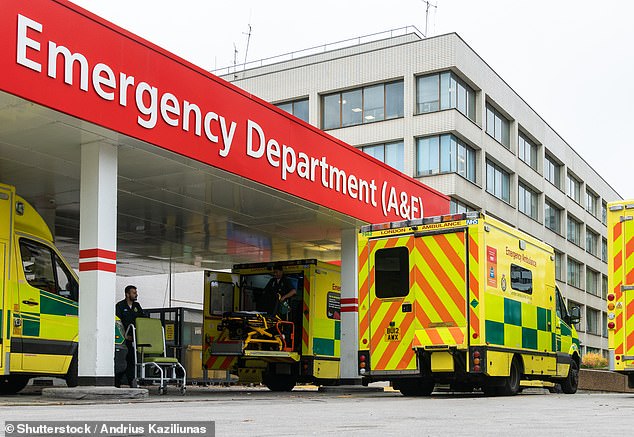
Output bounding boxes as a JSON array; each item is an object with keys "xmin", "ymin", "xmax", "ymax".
[
  {"xmin": 0, "ymin": 183, "xmax": 126, "ymax": 394},
  {"xmin": 357, "ymin": 212, "xmax": 581, "ymax": 396},
  {"xmin": 203, "ymin": 260, "xmax": 341, "ymax": 391},
  {"xmin": 607, "ymin": 200, "xmax": 634, "ymax": 386}
]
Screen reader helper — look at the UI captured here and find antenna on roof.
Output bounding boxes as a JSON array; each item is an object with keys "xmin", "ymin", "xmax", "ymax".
[
  {"xmin": 421, "ymin": 0, "xmax": 437, "ymax": 37},
  {"xmin": 233, "ymin": 43, "xmax": 239, "ymax": 78},
  {"xmin": 243, "ymin": 24, "xmax": 252, "ymax": 70}
]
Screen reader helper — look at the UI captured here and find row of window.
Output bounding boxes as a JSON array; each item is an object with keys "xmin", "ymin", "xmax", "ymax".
[
  {"xmin": 554, "ymin": 251, "xmax": 607, "ymax": 298},
  {"xmin": 276, "ymin": 75, "xmax": 610, "ymax": 225}
]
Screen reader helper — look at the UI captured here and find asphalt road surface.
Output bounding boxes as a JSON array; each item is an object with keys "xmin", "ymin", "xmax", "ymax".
[{"xmin": 0, "ymin": 386, "xmax": 632, "ymax": 436}]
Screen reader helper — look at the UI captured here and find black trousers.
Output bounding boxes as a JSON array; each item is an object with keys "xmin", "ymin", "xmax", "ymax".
[{"xmin": 114, "ymin": 340, "xmax": 136, "ymax": 386}]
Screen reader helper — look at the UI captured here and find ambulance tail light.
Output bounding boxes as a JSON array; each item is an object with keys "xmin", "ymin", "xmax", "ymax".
[
  {"xmin": 470, "ymin": 347, "xmax": 485, "ymax": 374},
  {"xmin": 607, "ymin": 294, "xmax": 615, "ymax": 302},
  {"xmin": 358, "ymin": 351, "xmax": 370, "ymax": 375}
]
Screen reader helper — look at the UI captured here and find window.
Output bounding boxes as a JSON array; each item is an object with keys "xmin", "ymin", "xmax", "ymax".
[
  {"xmin": 518, "ymin": 182, "xmax": 538, "ymax": 220},
  {"xmin": 603, "ymin": 312, "xmax": 608, "ymax": 337},
  {"xmin": 450, "ymin": 199, "xmax": 476, "ymax": 214},
  {"xmin": 602, "ymin": 237, "xmax": 608, "ymax": 263},
  {"xmin": 416, "ymin": 134, "xmax": 476, "ymax": 182},
  {"xmin": 544, "ymin": 154, "xmax": 561, "ymax": 189},
  {"xmin": 486, "ymin": 104, "xmax": 510, "ymax": 148},
  {"xmin": 586, "ymin": 190, "xmax": 599, "ymax": 217},
  {"xmin": 362, "ymin": 141, "xmax": 404, "ymax": 173},
  {"xmin": 545, "ymin": 200, "xmax": 561, "ymax": 234},
  {"xmin": 375, "ymin": 247, "xmax": 409, "ymax": 299},
  {"xmin": 518, "ymin": 132, "xmax": 538, "ymax": 170},
  {"xmin": 510, "ymin": 264, "xmax": 532, "ymax": 294},
  {"xmin": 276, "ymin": 98, "xmax": 309, "ymax": 122},
  {"xmin": 586, "ymin": 228, "xmax": 599, "ymax": 257},
  {"xmin": 19, "ymin": 239, "xmax": 78, "ymax": 300},
  {"xmin": 586, "ymin": 308, "xmax": 600, "ymax": 335},
  {"xmin": 602, "ymin": 274, "xmax": 608, "ymax": 299},
  {"xmin": 208, "ymin": 280, "xmax": 235, "ymax": 315},
  {"xmin": 586, "ymin": 268, "xmax": 599, "ymax": 296},
  {"xmin": 567, "ymin": 257, "xmax": 583, "ymax": 289},
  {"xmin": 567, "ymin": 173, "xmax": 582, "ymax": 203},
  {"xmin": 322, "ymin": 81, "xmax": 403, "ymax": 129},
  {"xmin": 416, "ymin": 72, "xmax": 476, "ymax": 121},
  {"xmin": 486, "ymin": 160, "xmax": 511, "ymax": 203},
  {"xmin": 602, "ymin": 201, "xmax": 607, "ymax": 225},
  {"xmin": 567, "ymin": 215, "xmax": 582, "ymax": 246},
  {"xmin": 555, "ymin": 251, "xmax": 563, "ymax": 281}
]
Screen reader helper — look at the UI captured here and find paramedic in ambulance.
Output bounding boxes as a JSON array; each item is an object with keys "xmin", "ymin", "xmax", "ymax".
[
  {"xmin": 259, "ymin": 264, "xmax": 297, "ymax": 317},
  {"xmin": 114, "ymin": 285, "xmax": 146, "ymax": 388}
]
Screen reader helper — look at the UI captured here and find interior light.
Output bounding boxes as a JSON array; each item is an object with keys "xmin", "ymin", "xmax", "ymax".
[
  {"xmin": 364, "ymin": 115, "xmax": 375, "ymax": 120},
  {"xmin": 352, "ymin": 107, "xmax": 362, "ymax": 113}
]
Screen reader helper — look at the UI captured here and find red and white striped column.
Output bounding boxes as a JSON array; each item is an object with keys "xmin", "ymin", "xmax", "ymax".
[
  {"xmin": 78, "ymin": 142, "xmax": 117, "ymax": 386},
  {"xmin": 340, "ymin": 228, "xmax": 361, "ymax": 384}
]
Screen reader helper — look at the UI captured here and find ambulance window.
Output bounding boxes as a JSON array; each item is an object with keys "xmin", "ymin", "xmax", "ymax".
[
  {"xmin": 19, "ymin": 239, "xmax": 56, "ymax": 294},
  {"xmin": 55, "ymin": 255, "xmax": 78, "ymax": 301},
  {"xmin": 375, "ymin": 247, "xmax": 409, "ymax": 298},
  {"xmin": 209, "ymin": 281, "xmax": 235, "ymax": 315},
  {"xmin": 510, "ymin": 264, "xmax": 532, "ymax": 294}
]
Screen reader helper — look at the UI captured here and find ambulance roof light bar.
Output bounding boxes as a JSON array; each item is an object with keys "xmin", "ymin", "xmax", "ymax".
[{"xmin": 360, "ymin": 211, "xmax": 480, "ymax": 233}]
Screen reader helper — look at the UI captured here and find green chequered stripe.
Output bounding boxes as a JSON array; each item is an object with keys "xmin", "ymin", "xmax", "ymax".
[
  {"xmin": 334, "ymin": 320, "xmax": 341, "ymax": 341},
  {"xmin": 20, "ymin": 311, "xmax": 40, "ymax": 337},
  {"xmin": 40, "ymin": 290, "xmax": 78, "ymax": 316},
  {"xmin": 313, "ymin": 337, "xmax": 335, "ymax": 356},
  {"xmin": 485, "ymin": 294, "xmax": 554, "ymax": 352}
]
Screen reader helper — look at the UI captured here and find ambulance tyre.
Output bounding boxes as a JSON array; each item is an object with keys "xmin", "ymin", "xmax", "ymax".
[
  {"xmin": 395, "ymin": 379, "xmax": 434, "ymax": 397},
  {"xmin": 500, "ymin": 357, "xmax": 521, "ymax": 396},
  {"xmin": 0, "ymin": 375, "xmax": 30, "ymax": 395},
  {"xmin": 263, "ymin": 373, "xmax": 296, "ymax": 392},
  {"xmin": 560, "ymin": 359, "xmax": 579, "ymax": 394},
  {"xmin": 65, "ymin": 352, "xmax": 79, "ymax": 388}
]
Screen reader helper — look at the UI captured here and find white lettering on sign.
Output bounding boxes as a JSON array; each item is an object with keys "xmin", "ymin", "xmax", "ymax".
[{"xmin": 14, "ymin": 13, "xmax": 428, "ymax": 221}]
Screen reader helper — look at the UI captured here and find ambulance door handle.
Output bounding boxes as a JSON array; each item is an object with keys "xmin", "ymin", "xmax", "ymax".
[{"xmin": 22, "ymin": 300, "xmax": 39, "ymax": 306}]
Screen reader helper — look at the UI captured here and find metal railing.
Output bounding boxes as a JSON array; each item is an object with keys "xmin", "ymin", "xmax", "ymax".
[{"xmin": 212, "ymin": 25, "xmax": 424, "ymax": 77}]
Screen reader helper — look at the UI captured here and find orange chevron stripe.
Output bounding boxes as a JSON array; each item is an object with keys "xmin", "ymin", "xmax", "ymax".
[
  {"xmin": 627, "ymin": 330, "xmax": 634, "ymax": 354},
  {"xmin": 370, "ymin": 301, "xmax": 402, "ymax": 352},
  {"xmin": 414, "ymin": 299, "xmax": 432, "ymax": 327},
  {"xmin": 375, "ymin": 310, "xmax": 415, "ymax": 370},
  {"xmin": 614, "ymin": 221, "xmax": 623, "ymax": 241},
  {"xmin": 434, "ymin": 233, "xmax": 466, "ymax": 280},
  {"xmin": 615, "ymin": 252, "xmax": 623, "ymax": 274},
  {"xmin": 627, "ymin": 235, "xmax": 634, "ymax": 257},
  {"xmin": 417, "ymin": 242, "xmax": 465, "ymax": 315},
  {"xmin": 469, "ymin": 235, "xmax": 479, "ymax": 264},
  {"xmin": 413, "ymin": 265, "xmax": 456, "ymax": 323}
]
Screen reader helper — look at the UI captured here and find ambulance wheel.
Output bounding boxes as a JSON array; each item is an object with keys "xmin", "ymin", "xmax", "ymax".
[
  {"xmin": 561, "ymin": 359, "xmax": 579, "ymax": 394},
  {"xmin": 500, "ymin": 357, "xmax": 521, "ymax": 396},
  {"xmin": 395, "ymin": 379, "xmax": 434, "ymax": 396},
  {"xmin": 263, "ymin": 373, "xmax": 296, "ymax": 392},
  {"xmin": 0, "ymin": 375, "xmax": 30, "ymax": 395},
  {"xmin": 65, "ymin": 353, "xmax": 79, "ymax": 388}
]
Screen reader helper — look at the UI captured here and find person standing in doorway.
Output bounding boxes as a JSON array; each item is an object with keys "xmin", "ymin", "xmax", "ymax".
[
  {"xmin": 114, "ymin": 285, "xmax": 146, "ymax": 388},
  {"xmin": 260, "ymin": 264, "xmax": 297, "ymax": 317}
]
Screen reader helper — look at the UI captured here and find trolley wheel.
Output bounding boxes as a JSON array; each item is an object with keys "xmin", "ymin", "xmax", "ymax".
[
  {"xmin": 179, "ymin": 386, "xmax": 186, "ymax": 395},
  {"xmin": 158, "ymin": 386, "xmax": 167, "ymax": 395}
]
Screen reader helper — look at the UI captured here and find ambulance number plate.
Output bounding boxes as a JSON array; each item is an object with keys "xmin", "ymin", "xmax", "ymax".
[{"xmin": 385, "ymin": 326, "xmax": 400, "ymax": 341}]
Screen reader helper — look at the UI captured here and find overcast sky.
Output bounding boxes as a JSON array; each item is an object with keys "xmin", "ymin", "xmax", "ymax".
[{"xmin": 72, "ymin": 0, "xmax": 634, "ymax": 199}]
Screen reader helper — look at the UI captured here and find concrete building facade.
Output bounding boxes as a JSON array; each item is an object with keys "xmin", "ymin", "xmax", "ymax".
[{"xmin": 223, "ymin": 29, "xmax": 620, "ymax": 356}]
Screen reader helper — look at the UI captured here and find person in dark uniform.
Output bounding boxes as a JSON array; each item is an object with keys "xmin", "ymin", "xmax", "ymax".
[
  {"xmin": 114, "ymin": 285, "xmax": 146, "ymax": 388},
  {"xmin": 259, "ymin": 264, "xmax": 297, "ymax": 317}
]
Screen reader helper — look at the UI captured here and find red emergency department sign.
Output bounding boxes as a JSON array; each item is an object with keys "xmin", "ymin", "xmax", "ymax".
[{"xmin": 0, "ymin": 0, "xmax": 448, "ymax": 223}]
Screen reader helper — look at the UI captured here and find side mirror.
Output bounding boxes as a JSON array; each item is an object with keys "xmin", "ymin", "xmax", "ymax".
[{"xmin": 569, "ymin": 306, "xmax": 581, "ymax": 325}]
